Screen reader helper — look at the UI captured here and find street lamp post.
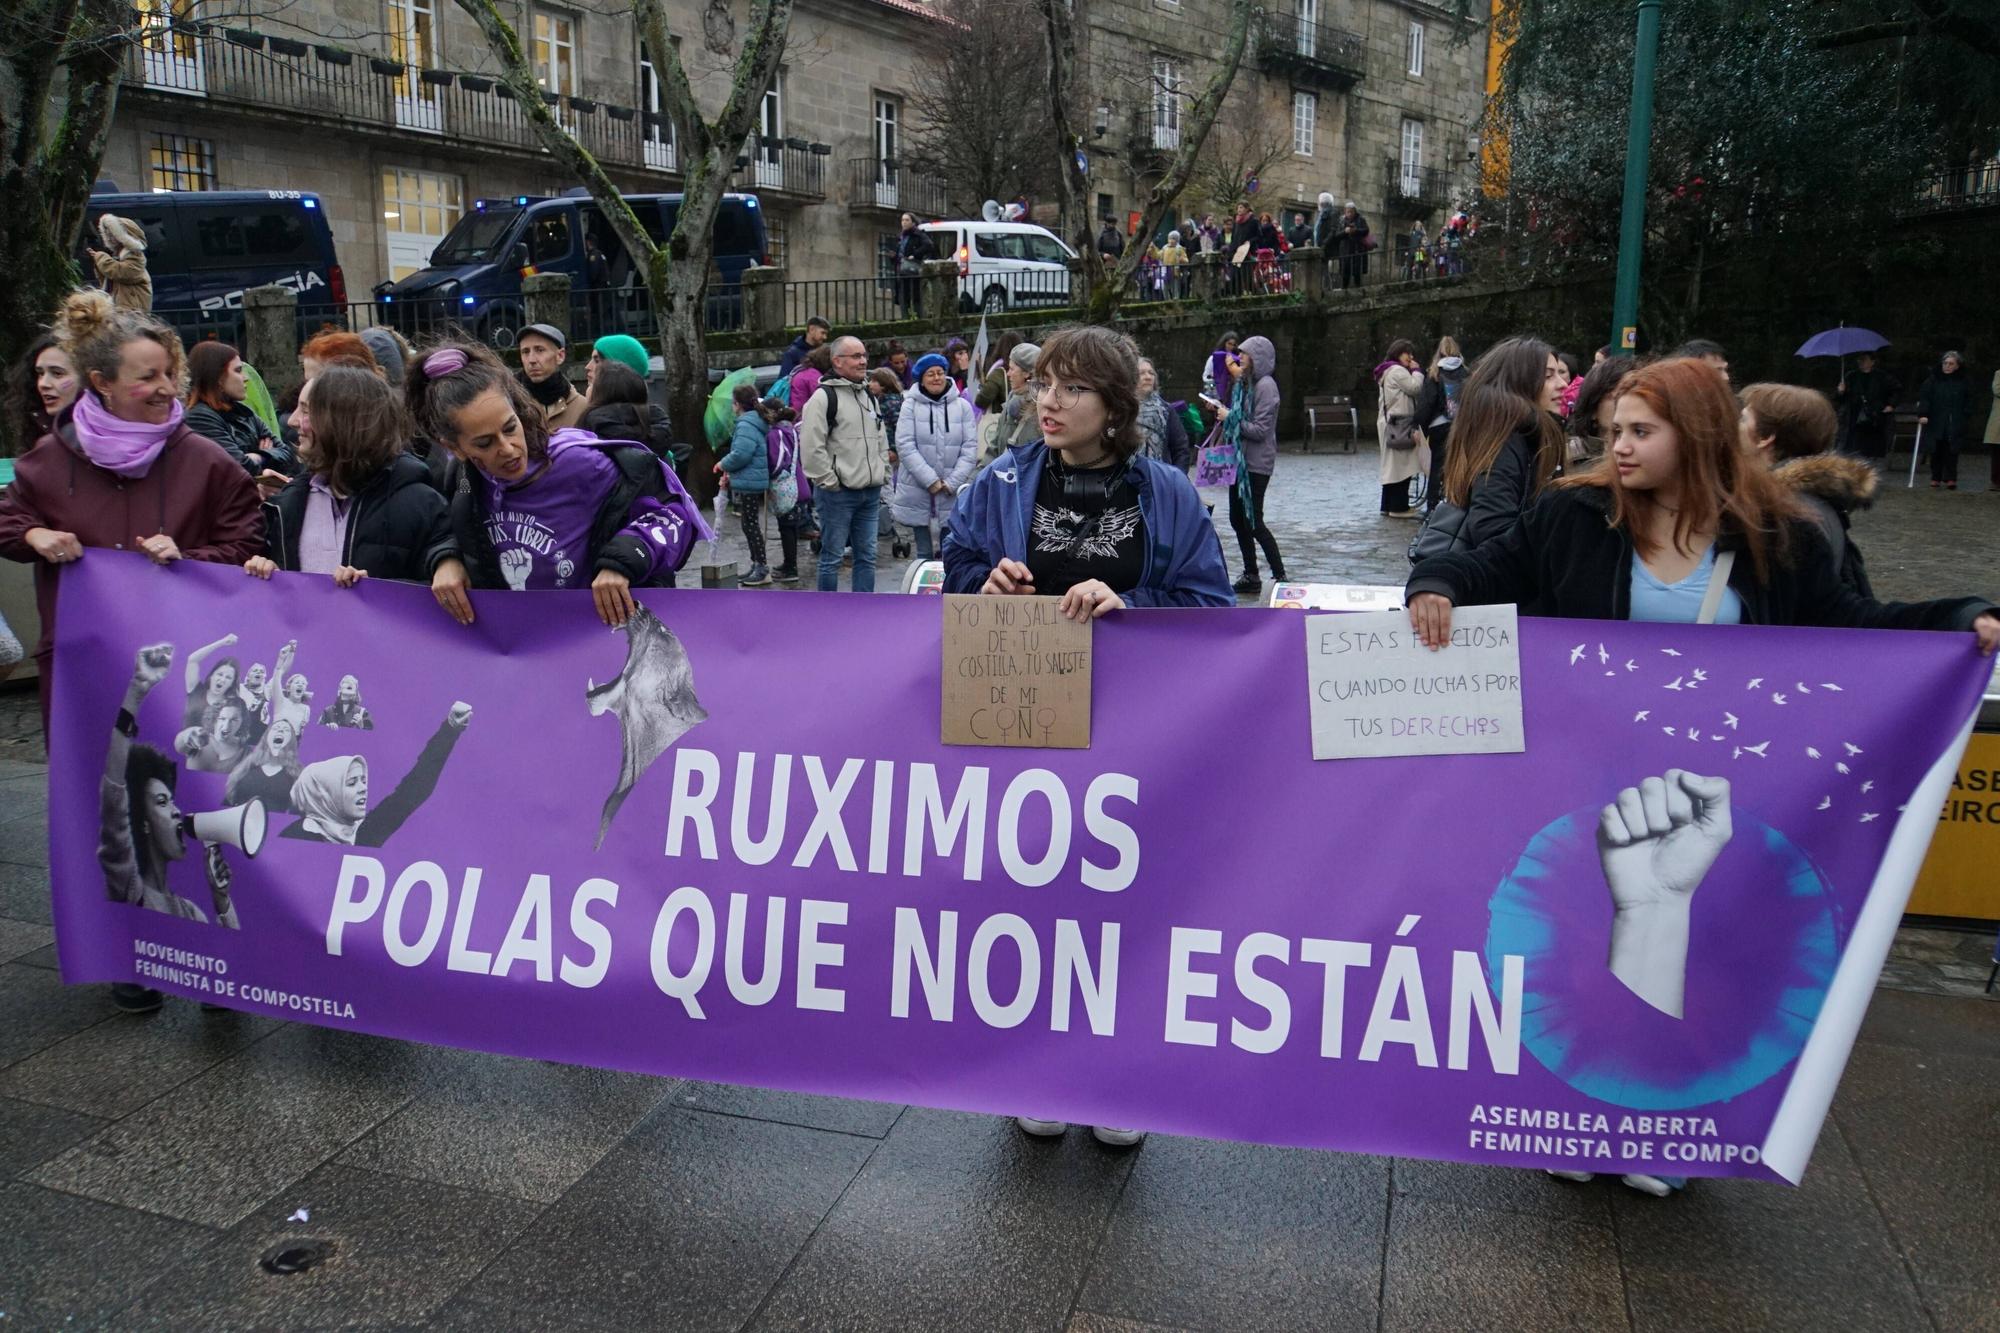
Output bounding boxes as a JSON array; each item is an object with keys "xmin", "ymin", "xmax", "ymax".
[{"xmin": 1608, "ymin": 0, "xmax": 1662, "ymax": 354}]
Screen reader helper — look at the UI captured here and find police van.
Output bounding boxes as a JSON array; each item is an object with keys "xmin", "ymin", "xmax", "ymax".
[
  {"xmin": 375, "ymin": 190, "xmax": 770, "ymax": 344},
  {"xmin": 82, "ymin": 186, "xmax": 345, "ymax": 344}
]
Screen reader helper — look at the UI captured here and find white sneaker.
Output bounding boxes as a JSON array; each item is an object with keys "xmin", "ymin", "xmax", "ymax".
[
  {"xmin": 1545, "ymin": 1169, "xmax": 1596, "ymax": 1183},
  {"xmin": 1014, "ymin": 1116, "xmax": 1069, "ymax": 1137},
  {"xmin": 1620, "ymin": 1173, "xmax": 1679, "ymax": 1198},
  {"xmin": 1091, "ymin": 1126, "xmax": 1146, "ymax": 1147}
]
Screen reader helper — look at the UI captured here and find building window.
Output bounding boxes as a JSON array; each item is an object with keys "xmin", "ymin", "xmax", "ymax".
[
  {"xmin": 1292, "ymin": 90, "xmax": 1316, "ymax": 156},
  {"xmin": 753, "ymin": 76, "xmax": 786, "ymax": 188},
  {"xmin": 532, "ymin": 10, "xmax": 577, "ymax": 96},
  {"xmin": 640, "ymin": 45, "xmax": 678, "ymax": 172},
  {"xmin": 874, "ymin": 96, "xmax": 899, "ymax": 180},
  {"xmin": 1097, "ymin": 191, "xmax": 1115, "ymax": 223},
  {"xmin": 1295, "ymin": 0, "xmax": 1317, "ymax": 57},
  {"xmin": 1151, "ymin": 56, "xmax": 1181, "ymax": 151},
  {"xmin": 1400, "ymin": 117, "xmax": 1424, "ymax": 193},
  {"xmin": 148, "ymin": 133, "xmax": 215, "ymax": 191},
  {"xmin": 1406, "ymin": 21, "xmax": 1424, "ymax": 78},
  {"xmin": 381, "ymin": 167, "xmax": 462, "ymax": 279},
  {"xmin": 763, "ymin": 215, "xmax": 788, "ymax": 268}
]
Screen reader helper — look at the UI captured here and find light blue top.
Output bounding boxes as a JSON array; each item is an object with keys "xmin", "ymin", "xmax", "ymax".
[{"xmin": 1630, "ymin": 545, "xmax": 1743, "ymax": 625}]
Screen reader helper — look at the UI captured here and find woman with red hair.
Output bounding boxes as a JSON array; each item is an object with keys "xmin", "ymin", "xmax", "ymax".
[{"xmin": 1407, "ymin": 356, "xmax": 1998, "ymax": 649}]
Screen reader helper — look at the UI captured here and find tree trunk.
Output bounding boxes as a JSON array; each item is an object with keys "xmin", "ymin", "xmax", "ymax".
[
  {"xmin": 1034, "ymin": 0, "xmax": 1104, "ymax": 300},
  {"xmin": 0, "ymin": 0, "xmax": 126, "ymax": 455}
]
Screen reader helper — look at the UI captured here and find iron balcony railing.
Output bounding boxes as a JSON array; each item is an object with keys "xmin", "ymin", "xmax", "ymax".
[
  {"xmin": 732, "ymin": 141, "xmax": 829, "ymax": 202},
  {"xmin": 1911, "ymin": 162, "xmax": 2000, "ymax": 212},
  {"xmin": 121, "ymin": 25, "xmax": 673, "ymax": 176},
  {"xmin": 1257, "ymin": 12, "xmax": 1367, "ymax": 88},
  {"xmin": 844, "ymin": 158, "xmax": 949, "ymax": 218},
  {"xmin": 1385, "ymin": 160, "xmax": 1456, "ymax": 213}
]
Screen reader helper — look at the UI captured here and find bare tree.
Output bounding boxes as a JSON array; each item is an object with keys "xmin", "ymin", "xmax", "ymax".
[
  {"xmin": 454, "ymin": 0, "xmax": 790, "ymax": 493},
  {"xmin": 1036, "ymin": 0, "xmax": 1255, "ymax": 320},
  {"xmin": 0, "ymin": 0, "xmax": 126, "ymax": 454},
  {"xmin": 1187, "ymin": 90, "xmax": 1294, "ymax": 222},
  {"xmin": 905, "ymin": 0, "xmax": 1062, "ymax": 214}
]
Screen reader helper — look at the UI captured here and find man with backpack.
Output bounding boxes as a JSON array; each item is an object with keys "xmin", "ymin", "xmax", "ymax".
[
  {"xmin": 799, "ymin": 336, "xmax": 887, "ymax": 592},
  {"xmin": 780, "ymin": 316, "xmax": 830, "ymax": 377}
]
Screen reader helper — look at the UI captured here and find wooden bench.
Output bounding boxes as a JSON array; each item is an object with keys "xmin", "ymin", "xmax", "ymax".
[{"xmin": 1304, "ymin": 394, "xmax": 1358, "ymax": 453}]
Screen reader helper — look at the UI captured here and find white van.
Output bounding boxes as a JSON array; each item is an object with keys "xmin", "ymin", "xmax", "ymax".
[{"xmin": 919, "ymin": 221, "xmax": 1077, "ymax": 314}]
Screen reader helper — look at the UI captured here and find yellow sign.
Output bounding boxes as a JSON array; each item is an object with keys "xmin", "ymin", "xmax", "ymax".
[{"xmin": 1907, "ymin": 732, "xmax": 2000, "ymax": 920}]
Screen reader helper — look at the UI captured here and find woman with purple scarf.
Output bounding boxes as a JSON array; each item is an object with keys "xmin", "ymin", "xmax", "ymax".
[
  {"xmin": 0, "ymin": 290, "xmax": 262, "ymax": 734},
  {"xmin": 404, "ymin": 341, "xmax": 710, "ymax": 628}
]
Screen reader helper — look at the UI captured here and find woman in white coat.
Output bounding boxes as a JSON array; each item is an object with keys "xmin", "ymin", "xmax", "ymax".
[
  {"xmin": 1376, "ymin": 338, "xmax": 1425, "ymax": 516},
  {"xmin": 891, "ymin": 353, "xmax": 978, "ymax": 558}
]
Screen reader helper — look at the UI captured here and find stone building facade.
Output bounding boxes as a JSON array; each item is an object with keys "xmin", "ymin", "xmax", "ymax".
[
  {"xmin": 100, "ymin": 0, "xmax": 951, "ymax": 299},
  {"xmin": 1074, "ymin": 0, "xmax": 1487, "ymax": 249}
]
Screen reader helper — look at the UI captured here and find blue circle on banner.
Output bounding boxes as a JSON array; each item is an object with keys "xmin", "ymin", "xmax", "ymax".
[{"xmin": 1485, "ymin": 810, "xmax": 1842, "ymax": 1111}]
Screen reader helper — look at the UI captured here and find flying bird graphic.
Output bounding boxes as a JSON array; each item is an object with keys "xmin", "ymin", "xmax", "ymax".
[
  {"xmin": 1624, "ymin": 660, "xmax": 1638, "ymax": 672},
  {"xmin": 1597, "ymin": 644, "xmax": 1610, "ymax": 665},
  {"xmin": 1662, "ymin": 726, "xmax": 1676, "ymax": 736},
  {"xmin": 587, "ymin": 606, "xmax": 709, "ymax": 850},
  {"xmin": 1817, "ymin": 797, "xmax": 1831, "ymax": 810},
  {"xmin": 1747, "ymin": 677, "xmax": 1764, "ymax": 689},
  {"xmin": 1634, "ymin": 710, "xmax": 1650, "ymax": 722},
  {"xmin": 1570, "ymin": 644, "xmax": 1587, "ymax": 665},
  {"xmin": 1689, "ymin": 729, "xmax": 1703, "ymax": 741},
  {"xmin": 1732, "ymin": 746, "xmax": 1742, "ymax": 759},
  {"xmin": 1860, "ymin": 812, "xmax": 1880, "ymax": 823},
  {"xmin": 1691, "ymin": 669, "xmax": 1708, "ymax": 682},
  {"xmin": 1837, "ymin": 762, "xmax": 1851, "ymax": 775},
  {"xmin": 1662, "ymin": 648, "xmax": 1683, "ymax": 657},
  {"xmin": 1795, "ymin": 682, "xmax": 1812, "ymax": 694},
  {"xmin": 1772, "ymin": 693, "xmax": 1788, "ymax": 706},
  {"xmin": 1664, "ymin": 676, "xmax": 1685, "ymax": 691},
  {"xmin": 1807, "ymin": 746, "xmax": 1821, "ymax": 758},
  {"xmin": 1821, "ymin": 683, "xmax": 1844, "ymax": 692},
  {"xmin": 1844, "ymin": 743, "xmax": 1863, "ymax": 756},
  {"xmin": 1744, "ymin": 741, "xmax": 1770, "ymax": 757},
  {"xmin": 1861, "ymin": 780, "xmax": 1875, "ymax": 793},
  {"xmin": 1723, "ymin": 712, "xmax": 1740, "ymax": 730}
]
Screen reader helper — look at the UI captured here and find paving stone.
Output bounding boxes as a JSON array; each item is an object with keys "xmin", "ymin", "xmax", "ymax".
[
  {"xmin": 1068, "ymin": 1315, "xmax": 1195, "ymax": 1333},
  {"xmin": 0, "ymin": 959, "xmax": 112, "ymax": 1068},
  {"xmin": 674, "ymin": 1078, "xmax": 905, "ymax": 1138},
  {"xmin": 1381, "ymin": 1194, "xmax": 1627, "ymax": 1332},
  {"xmin": 1074, "ymin": 1135, "xmax": 1390, "ymax": 1333},
  {"xmin": 0, "ymin": 998, "xmax": 280, "ymax": 1117},
  {"xmin": 1834, "ymin": 1043, "xmax": 2000, "ymax": 1296},
  {"xmin": 468, "ymin": 1106, "xmax": 874, "ymax": 1330},
  {"xmin": 114, "ymin": 1163, "xmax": 539, "ymax": 1330},
  {"xmin": 1922, "ymin": 1284, "xmax": 2000, "ymax": 1333},
  {"xmin": 337, "ymin": 1044, "xmax": 676, "ymax": 1203},
  {"xmin": 1393, "ymin": 1155, "xmax": 1615, "ymax": 1227},
  {"xmin": 0, "ymin": 858, "xmax": 51, "ymax": 925},
  {"xmin": 750, "ymin": 1108, "xmax": 1137, "ymax": 1331},
  {"xmin": 0, "ymin": 914, "xmax": 52, "ymax": 963},
  {"xmin": 1615, "ymin": 1122, "xmax": 1929, "ymax": 1332},
  {"xmin": 0, "ymin": 773, "xmax": 49, "ymax": 826},
  {"xmin": 25, "ymin": 1024, "xmax": 416, "ymax": 1228},
  {"xmin": 0, "ymin": 757, "xmax": 46, "ymax": 781},
  {"xmin": 0, "ymin": 1181, "xmax": 218, "ymax": 1326},
  {"xmin": 12, "ymin": 940, "xmax": 56, "ymax": 970},
  {"xmin": 0, "ymin": 809, "xmax": 48, "ymax": 866},
  {"xmin": 0, "ymin": 1095, "xmax": 108, "ymax": 1176},
  {"xmin": 1855, "ymin": 985, "xmax": 2000, "ymax": 1058}
]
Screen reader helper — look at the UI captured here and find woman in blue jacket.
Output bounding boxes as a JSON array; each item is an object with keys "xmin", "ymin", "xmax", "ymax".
[
  {"xmin": 891, "ymin": 353, "xmax": 978, "ymax": 559},
  {"xmin": 717, "ymin": 381, "xmax": 775, "ymax": 585},
  {"xmin": 943, "ymin": 324, "xmax": 1232, "ymax": 621}
]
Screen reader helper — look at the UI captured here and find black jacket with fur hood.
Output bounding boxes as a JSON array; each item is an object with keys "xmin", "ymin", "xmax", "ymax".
[{"xmin": 1774, "ymin": 453, "xmax": 1877, "ymax": 599}]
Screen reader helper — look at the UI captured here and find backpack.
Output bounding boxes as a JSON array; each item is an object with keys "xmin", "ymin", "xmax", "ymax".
[
  {"xmin": 766, "ymin": 420, "xmax": 800, "ymax": 516},
  {"xmin": 1407, "ymin": 498, "xmax": 1471, "ymax": 564},
  {"xmin": 765, "ymin": 373, "xmax": 794, "ymax": 408}
]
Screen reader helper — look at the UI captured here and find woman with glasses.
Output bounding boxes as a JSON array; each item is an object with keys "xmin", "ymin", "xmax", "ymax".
[{"xmin": 942, "ymin": 324, "xmax": 1231, "ymax": 623}]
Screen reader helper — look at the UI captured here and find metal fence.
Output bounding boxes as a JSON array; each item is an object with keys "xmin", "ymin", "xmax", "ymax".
[
  {"xmin": 1912, "ymin": 163, "xmax": 2000, "ymax": 212},
  {"xmin": 784, "ymin": 276, "xmax": 904, "ymax": 328}
]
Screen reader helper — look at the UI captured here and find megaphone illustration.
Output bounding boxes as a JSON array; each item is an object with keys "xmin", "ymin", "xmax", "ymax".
[{"xmin": 180, "ymin": 799, "xmax": 267, "ymax": 857}]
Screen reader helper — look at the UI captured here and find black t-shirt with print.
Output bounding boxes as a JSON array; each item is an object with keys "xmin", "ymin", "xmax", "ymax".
[{"xmin": 1026, "ymin": 459, "xmax": 1147, "ymax": 596}]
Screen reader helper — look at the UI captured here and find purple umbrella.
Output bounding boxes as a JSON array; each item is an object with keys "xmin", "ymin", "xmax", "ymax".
[{"xmin": 1795, "ymin": 326, "xmax": 1889, "ymax": 358}]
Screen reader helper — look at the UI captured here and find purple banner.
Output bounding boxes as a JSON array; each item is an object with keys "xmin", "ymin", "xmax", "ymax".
[{"xmin": 47, "ymin": 554, "xmax": 1988, "ymax": 1182}]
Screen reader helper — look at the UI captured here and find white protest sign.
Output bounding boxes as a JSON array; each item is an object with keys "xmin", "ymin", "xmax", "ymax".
[{"xmin": 1304, "ymin": 605, "xmax": 1525, "ymax": 760}]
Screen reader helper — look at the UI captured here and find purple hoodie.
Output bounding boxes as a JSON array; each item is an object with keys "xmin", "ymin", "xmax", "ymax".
[{"xmin": 475, "ymin": 427, "xmax": 711, "ymax": 590}]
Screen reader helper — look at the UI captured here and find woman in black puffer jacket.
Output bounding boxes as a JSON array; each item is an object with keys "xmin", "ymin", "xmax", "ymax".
[
  {"xmin": 582, "ymin": 362, "xmax": 683, "ymax": 468},
  {"xmin": 243, "ymin": 366, "xmax": 457, "ymax": 588},
  {"xmin": 184, "ymin": 340, "xmax": 295, "ymax": 477},
  {"xmin": 1410, "ymin": 336, "xmax": 1567, "ymax": 563}
]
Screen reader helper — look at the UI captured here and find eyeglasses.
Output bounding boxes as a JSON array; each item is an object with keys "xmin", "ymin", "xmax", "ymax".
[{"xmin": 1027, "ymin": 380, "xmax": 1099, "ymax": 408}]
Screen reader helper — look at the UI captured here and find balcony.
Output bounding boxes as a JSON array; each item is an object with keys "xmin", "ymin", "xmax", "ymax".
[
  {"xmin": 1385, "ymin": 160, "xmax": 1455, "ymax": 214},
  {"xmin": 1124, "ymin": 109, "xmax": 1180, "ymax": 175},
  {"xmin": 845, "ymin": 158, "xmax": 949, "ymax": 218},
  {"xmin": 731, "ymin": 140, "xmax": 829, "ymax": 204},
  {"xmin": 119, "ymin": 25, "xmax": 680, "ymax": 179},
  {"xmin": 1258, "ymin": 13, "xmax": 1366, "ymax": 90}
]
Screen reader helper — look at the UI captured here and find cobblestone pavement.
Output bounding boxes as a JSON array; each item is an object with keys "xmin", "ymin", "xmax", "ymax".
[{"xmin": 0, "ymin": 442, "xmax": 1997, "ymax": 1329}]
